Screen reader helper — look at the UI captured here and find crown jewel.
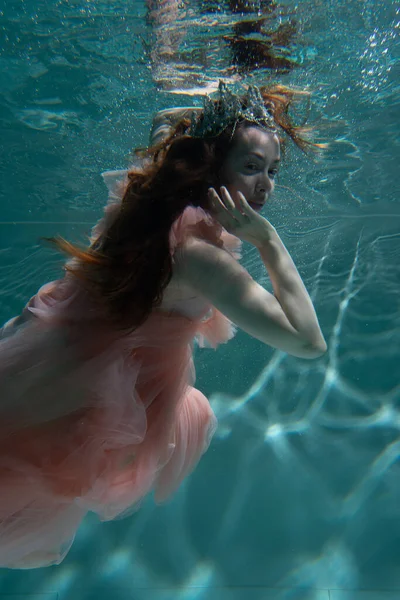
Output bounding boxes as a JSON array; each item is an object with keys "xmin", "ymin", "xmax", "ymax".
[{"xmin": 190, "ymin": 80, "xmax": 276, "ymax": 138}]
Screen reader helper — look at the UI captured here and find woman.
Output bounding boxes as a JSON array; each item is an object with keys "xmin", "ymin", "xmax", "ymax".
[{"xmin": 0, "ymin": 82, "xmax": 326, "ymax": 569}]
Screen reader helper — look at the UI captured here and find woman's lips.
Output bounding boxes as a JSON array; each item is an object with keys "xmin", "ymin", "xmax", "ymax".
[{"xmin": 248, "ymin": 201, "xmax": 264, "ymax": 212}]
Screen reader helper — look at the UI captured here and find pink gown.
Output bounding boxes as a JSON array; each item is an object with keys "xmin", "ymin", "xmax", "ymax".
[{"xmin": 0, "ymin": 170, "xmax": 241, "ymax": 569}]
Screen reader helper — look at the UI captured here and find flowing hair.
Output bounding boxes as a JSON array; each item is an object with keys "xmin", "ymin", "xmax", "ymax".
[{"xmin": 49, "ymin": 84, "xmax": 320, "ymax": 332}]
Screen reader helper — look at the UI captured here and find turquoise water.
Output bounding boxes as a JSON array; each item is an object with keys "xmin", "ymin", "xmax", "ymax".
[{"xmin": 0, "ymin": 0, "xmax": 399, "ymax": 598}]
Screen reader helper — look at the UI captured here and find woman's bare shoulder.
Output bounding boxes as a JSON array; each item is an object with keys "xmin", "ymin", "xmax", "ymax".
[{"xmin": 174, "ymin": 238, "xmax": 251, "ymax": 300}]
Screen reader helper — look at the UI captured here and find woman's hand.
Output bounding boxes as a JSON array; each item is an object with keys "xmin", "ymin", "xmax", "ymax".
[{"xmin": 208, "ymin": 186, "xmax": 274, "ymax": 248}]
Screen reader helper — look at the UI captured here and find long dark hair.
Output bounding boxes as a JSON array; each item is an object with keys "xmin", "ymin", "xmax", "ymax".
[{"xmin": 51, "ymin": 85, "xmax": 319, "ymax": 331}]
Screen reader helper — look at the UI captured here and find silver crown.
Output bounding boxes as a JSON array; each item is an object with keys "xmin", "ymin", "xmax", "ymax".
[{"xmin": 190, "ymin": 80, "xmax": 276, "ymax": 138}]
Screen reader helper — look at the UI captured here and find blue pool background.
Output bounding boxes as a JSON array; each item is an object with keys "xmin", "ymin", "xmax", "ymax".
[{"xmin": 0, "ymin": 0, "xmax": 399, "ymax": 599}]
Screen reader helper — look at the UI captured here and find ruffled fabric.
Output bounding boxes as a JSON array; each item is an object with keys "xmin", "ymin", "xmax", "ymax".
[
  {"xmin": 90, "ymin": 169, "xmax": 129, "ymax": 243},
  {"xmin": 0, "ymin": 170, "xmax": 241, "ymax": 570}
]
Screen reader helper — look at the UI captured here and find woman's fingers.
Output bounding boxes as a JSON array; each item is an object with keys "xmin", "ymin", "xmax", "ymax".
[
  {"xmin": 237, "ymin": 191, "xmax": 254, "ymax": 216},
  {"xmin": 208, "ymin": 188, "xmax": 231, "ymax": 222},
  {"xmin": 208, "ymin": 187, "xmax": 224, "ymax": 210},
  {"xmin": 219, "ymin": 187, "xmax": 248, "ymax": 220},
  {"xmin": 219, "ymin": 187, "xmax": 236, "ymax": 211},
  {"xmin": 221, "ymin": 189, "xmax": 252, "ymax": 223},
  {"xmin": 208, "ymin": 188, "xmax": 235, "ymax": 217},
  {"xmin": 208, "ymin": 187, "xmax": 252, "ymax": 234},
  {"xmin": 208, "ymin": 188, "xmax": 238, "ymax": 231}
]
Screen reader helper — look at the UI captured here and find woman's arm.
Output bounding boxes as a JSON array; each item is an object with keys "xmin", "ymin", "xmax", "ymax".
[
  {"xmin": 175, "ymin": 189, "xmax": 327, "ymax": 359},
  {"xmin": 255, "ymin": 224, "xmax": 327, "ymax": 356}
]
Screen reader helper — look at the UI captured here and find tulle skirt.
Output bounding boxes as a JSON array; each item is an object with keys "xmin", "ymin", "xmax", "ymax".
[
  {"xmin": 0, "ymin": 203, "xmax": 240, "ymax": 569},
  {"xmin": 0, "ymin": 307, "xmax": 219, "ymax": 569}
]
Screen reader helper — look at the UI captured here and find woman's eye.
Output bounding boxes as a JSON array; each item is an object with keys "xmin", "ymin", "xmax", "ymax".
[
  {"xmin": 246, "ymin": 164, "xmax": 258, "ymax": 171},
  {"xmin": 269, "ymin": 169, "xmax": 278, "ymax": 179}
]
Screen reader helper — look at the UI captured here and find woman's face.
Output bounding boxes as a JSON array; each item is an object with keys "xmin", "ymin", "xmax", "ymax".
[{"xmin": 219, "ymin": 125, "xmax": 280, "ymax": 212}]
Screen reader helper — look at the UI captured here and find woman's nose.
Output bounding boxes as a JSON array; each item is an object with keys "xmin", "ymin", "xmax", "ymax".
[{"xmin": 257, "ymin": 175, "xmax": 272, "ymax": 194}]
